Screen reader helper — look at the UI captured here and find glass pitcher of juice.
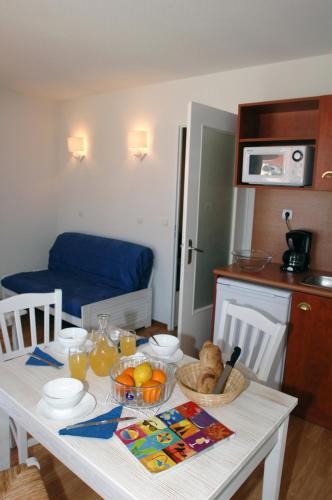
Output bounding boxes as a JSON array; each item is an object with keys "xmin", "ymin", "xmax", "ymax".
[
  {"xmin": 89, "ymin": 334, "xmax": 118, "ymax": 376},
  {"xmin": 89, "ymin": 313, "xmax": 118, "ymax": 376}
]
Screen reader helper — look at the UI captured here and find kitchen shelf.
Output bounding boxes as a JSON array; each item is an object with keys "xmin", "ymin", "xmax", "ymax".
[
  {"xmin": 238, "ymin": 137, "xmax": 316, "ymax": 144},
  {"xmin": 234, "ymin": 94, "xmax": 332, "ymax": 191},
  {"xmin": 236, "ymin": 184, "xmax": 314, "ymax": 191}
]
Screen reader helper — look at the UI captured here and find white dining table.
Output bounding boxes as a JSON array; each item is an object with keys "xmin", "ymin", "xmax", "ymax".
[{"xmin": 0, "ymin": 344, "xmax": 297, "ymax": 500}]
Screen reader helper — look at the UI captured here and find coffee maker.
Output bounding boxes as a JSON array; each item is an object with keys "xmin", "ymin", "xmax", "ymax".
[{"xmin": 280, "ymin": 230, "xmax": 312, "ymax": 273}]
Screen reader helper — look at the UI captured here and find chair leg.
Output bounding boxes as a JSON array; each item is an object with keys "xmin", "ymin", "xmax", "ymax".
[
  {"xmin": 16, "ymin": 426, "xmax": 28, "ymax": 464},
  {"xmin": 9, "ymin": 418, "xmax": 19, "ymax": 449},
  {"xmin": 9, "ymin": 428, "xmax": 16, "ymax": 449},
  {"xmin": 0, "ymin": 409, "xmax": 10, "ymax": 471}
]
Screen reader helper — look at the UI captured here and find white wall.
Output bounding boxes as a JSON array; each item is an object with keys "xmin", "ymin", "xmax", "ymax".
[
  {"xmin": 0, "ymin": 89, "xmax": 57, "ymax": 281},
  {"xmin": 57, "ymin": 53, "xmax": 332, "ymax": 324}
]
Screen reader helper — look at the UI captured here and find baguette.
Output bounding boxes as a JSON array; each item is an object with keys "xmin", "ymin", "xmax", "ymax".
[{"xmin": 196, "ymin": 341, "xmax": 223, "ymax": 394}]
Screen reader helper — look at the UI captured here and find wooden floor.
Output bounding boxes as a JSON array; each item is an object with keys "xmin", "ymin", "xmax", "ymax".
[{"xmin": 9, "ymin": 321, "xmax": 332, "ymax": 499}]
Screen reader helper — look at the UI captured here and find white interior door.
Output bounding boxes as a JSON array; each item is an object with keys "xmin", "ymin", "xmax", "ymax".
[{"xmin": 178, "ymin": 102, "xmax": 236, "ymax": 357}]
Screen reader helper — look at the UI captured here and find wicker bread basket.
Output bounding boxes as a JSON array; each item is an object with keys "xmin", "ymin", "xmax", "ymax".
[{"xmin": 175, "ymin": 362, "xmax": 245, "ymax": 408}]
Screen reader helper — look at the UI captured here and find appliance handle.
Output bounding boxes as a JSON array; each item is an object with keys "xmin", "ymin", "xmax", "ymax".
[{"xmin": 297, "ymin": 302, "xmax": 312, "ymax": 311}]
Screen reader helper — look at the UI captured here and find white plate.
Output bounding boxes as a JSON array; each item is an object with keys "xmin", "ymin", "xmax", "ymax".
[
  {"xmin": 158, "ymin": 348, "xmax": 184, "ymax": 363},
  {"xmin": 142, "ymin": 346, "xmax": 184, "ymax": 363},
  {"xmin": 37, "ymin": 392, "xmax": 96, "ymax": 421}
]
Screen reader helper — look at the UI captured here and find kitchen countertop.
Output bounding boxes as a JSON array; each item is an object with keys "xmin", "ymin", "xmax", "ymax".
[{"xmin": 213, "ymin": 263, "xmax": 332, "ymax": 299}]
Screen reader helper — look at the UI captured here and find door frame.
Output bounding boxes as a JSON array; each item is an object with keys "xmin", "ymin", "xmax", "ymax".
[{"xmin": 170, "ymin": 124, "xmax": 186, "ymax": 330}]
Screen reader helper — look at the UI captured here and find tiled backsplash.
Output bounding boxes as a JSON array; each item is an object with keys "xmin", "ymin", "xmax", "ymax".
[{"xmin": 251, "ymin": 189, "xmax": 332, "ymax": 272}]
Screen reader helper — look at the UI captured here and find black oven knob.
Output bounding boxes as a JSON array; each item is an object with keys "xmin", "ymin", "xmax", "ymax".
[{"xmin": 292, "ymin": 150, "xmax": 303, "ymax": 162}]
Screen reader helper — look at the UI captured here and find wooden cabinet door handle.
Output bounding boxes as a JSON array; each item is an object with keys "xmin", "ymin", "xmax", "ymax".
[
  {"xmin": 297, "ymin": 302, "xmax": 312, "ymax": 311},
  {"xmin": 321, "ymin": 170, "xmax": 332, "ymax": 179}
]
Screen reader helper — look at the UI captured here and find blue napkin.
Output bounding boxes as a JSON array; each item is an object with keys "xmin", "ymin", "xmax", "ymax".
[
  {"xmin": 59, "ymin": 405, "xmax": 123, "ymax": 439},
  {"xmin": 25, "ymin": 346, "xmax": 64, "ymax": 367},
  {"xmin": 136, "ymin": 337, "xmax": 149, "ymax": 347}
]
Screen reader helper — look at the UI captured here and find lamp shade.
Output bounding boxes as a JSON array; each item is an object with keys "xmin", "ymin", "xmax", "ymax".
[
  {"xmin": 67, "ymin": 137, "xmax": 85, "ymax": 153},
  {"xmin": 128, "ymin": 130, "xmax": 147, "ymax": 149}
]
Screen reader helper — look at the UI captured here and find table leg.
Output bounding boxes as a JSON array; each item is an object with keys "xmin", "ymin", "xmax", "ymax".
[
  {"xmin": 262, "ymin": 417, "xmax": 289, "ymax": 500},
  {"xmin": 0, "ymin": 408, "xmax": 10, "ymax": 470}
]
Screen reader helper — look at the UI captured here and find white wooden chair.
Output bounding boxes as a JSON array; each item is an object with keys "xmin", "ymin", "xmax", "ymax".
[
  {"xmin": 213, "ymin": 300, "xmax": 286, "ymax": 384},
  {"xmin": 0, "ymin": 459, "xmax": 49, "ymax": 499},
  {"xmin": 0, "ymin": 290, "xmax": 62, "ymax": 463}
]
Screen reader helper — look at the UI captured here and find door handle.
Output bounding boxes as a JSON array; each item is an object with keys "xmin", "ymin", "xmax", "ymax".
[
  {"xmin": 187, "ymin": 239, "xmax": 204, "ymax": 264},
  {"xmin": 321, "ymin": 170, "xmax": 332, "ymax": 179},
  {"xmin": 297, "ymin": 302, "xmax": 311, "ymax": 311},
  {"xmin": 188, "ymin": 245, "xmax": 204, "ymax": 253}
]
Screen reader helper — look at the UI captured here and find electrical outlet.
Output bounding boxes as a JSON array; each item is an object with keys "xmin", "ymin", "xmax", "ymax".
[{"xmin": 282, "ymin": 209, "xmax": 293, "ymax": 220}]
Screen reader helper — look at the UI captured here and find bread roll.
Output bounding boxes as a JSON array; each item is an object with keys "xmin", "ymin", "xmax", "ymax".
[{"xmin": 196, "ymin": 341, "xmax": 223, "ymax": 394}]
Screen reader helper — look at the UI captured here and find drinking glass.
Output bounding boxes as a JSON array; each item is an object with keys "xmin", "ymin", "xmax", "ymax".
[
  {"xmin": 108, "ymin": 327, "xmax": 122, "ymax": 351},
  {"xmin": 89, "ymin": 329, "xmax": 101, "ymax": 343},
  {"xmin": 68, "ymin": 346, "xmax": 89, "ymax": 381},
  {"xmin": 120, "ymin": 330, "xmax": 136, "ymax": 356},
  {"xmin": 88, "ymin": 329, "xmax": 101, "ymax": 350},
  {"xmin": 97, "ymin": 313, "xmax": 111, "ymax": 336}
]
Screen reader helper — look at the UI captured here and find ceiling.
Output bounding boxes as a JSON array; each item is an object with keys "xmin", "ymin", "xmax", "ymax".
[{"xmin": 1, "ymin": 0, "xmax": 332, "ymax": 100}]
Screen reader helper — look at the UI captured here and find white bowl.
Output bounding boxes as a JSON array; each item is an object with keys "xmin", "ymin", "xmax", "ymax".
[
  {"xmin": 57, "ymin": 327, "xmax": 88, "ymax": 352},
  {"xmin": 42, "ymin": 377, "xmax": 85, "ymax": 409},
  {"xmin": 149, "ymin": 334, "xmax": 179, "ymax": 358}
]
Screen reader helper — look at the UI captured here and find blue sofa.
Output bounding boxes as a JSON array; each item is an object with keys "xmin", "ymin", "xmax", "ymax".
[{"xmin": 2, "ymin": 232, "xmax": 153, "ymax": 330}]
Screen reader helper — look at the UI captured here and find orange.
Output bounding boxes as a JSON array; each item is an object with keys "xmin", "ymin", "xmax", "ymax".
[
  {"xmin": 115, "ymin": 373, "xmax": 134, "ymax": 398},
  {"xmin": 142, "ymin": 379, "xmax": 161, "ymax": 404},
  {"xmin": 115, "ymin": 374, "xmax": 134, "ymax": 386},
  {"xmin": 152, "ymin": 368, "xmax": 167, "ymax": 385},
  {"xmin": 123, "ymin": 367, "xmax": 135, "ymax": 378}
]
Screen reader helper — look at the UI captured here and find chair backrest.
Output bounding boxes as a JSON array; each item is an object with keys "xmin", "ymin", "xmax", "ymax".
[
  {"xmin": 0, "ymin": 290, "xmax": 62, "ymax": 362},
  {"xmin": 215, "ymin": 300, "xmax": 286, "ymax": 383}
]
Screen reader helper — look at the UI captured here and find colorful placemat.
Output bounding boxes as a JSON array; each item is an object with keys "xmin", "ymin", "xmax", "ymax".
[{"xmin": 115, "ymin": 401, "xmax": 234, "ymax": 473}]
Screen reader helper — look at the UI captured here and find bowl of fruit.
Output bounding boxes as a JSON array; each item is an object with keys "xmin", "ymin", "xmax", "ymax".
[{"xmin": 109, "ymin": 353, "xmax": 175, "ymax": 408}]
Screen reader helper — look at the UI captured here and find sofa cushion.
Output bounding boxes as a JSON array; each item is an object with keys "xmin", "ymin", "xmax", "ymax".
[
  {"xmin": 49, "ymin": 232, "xmax": 153, "ymax": 293},
  {"xmin": 2, "ymin": 270, "xmax": 125, "ymax": 318}
]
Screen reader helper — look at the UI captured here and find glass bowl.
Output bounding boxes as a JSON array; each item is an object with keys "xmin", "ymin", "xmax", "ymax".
[
  {"xmin": 109, "ymin": 353, "xmax": 175, "ymax": 408},
  {"xmin": 232, "ymin": 249, "xmax": 272, "ymax": 272}
]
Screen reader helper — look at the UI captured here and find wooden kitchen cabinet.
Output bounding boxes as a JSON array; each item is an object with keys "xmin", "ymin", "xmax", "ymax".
[
  {"xmin": 283, "ymin": 291, "xmax": 332, "ymax": 429},
  {"xmin": 315, "ymin": 95, "xmax": 332, "ymax": 191},
  {"xmin": 234, "ymin": 94, "xmax": 332, "ymax": 191}
]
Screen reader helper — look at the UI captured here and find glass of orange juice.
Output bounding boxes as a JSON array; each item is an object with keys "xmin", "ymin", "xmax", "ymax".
[
  {"xmin": 68, "ymin": 346, "xmax": 89, "ymax": 381},
  {"xmin": 120, "ymin": 330, "xmax": 136, "ymax": 356}
]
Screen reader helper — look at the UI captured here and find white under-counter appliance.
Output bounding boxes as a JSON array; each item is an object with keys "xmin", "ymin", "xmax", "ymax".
[
  {"xmin": 213, "ymin": 277, "xmax": 292, "ymax": 389},
  {"xmin": 242, "ymin": 144, "xmax": 314, "ymax": 186}
]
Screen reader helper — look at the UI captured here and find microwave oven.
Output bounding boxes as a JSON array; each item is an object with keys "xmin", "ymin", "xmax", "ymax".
[{"xmin": 241, "ymin": 145, "xmax": 314, "ymax": 186}]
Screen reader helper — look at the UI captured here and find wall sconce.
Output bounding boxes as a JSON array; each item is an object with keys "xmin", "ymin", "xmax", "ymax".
[
  {"xmin": 128, "ymin": 130, "xmax": 148, "ymax": 160},
  {"xmin": 67, "ymin": 137, "xmax": 86, "ymax": 161}
]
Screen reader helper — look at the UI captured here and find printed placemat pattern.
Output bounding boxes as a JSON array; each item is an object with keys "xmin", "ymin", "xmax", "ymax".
[{"xmin": 115, "ymin": 401, "xmax": 234, "ymax": 473}]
